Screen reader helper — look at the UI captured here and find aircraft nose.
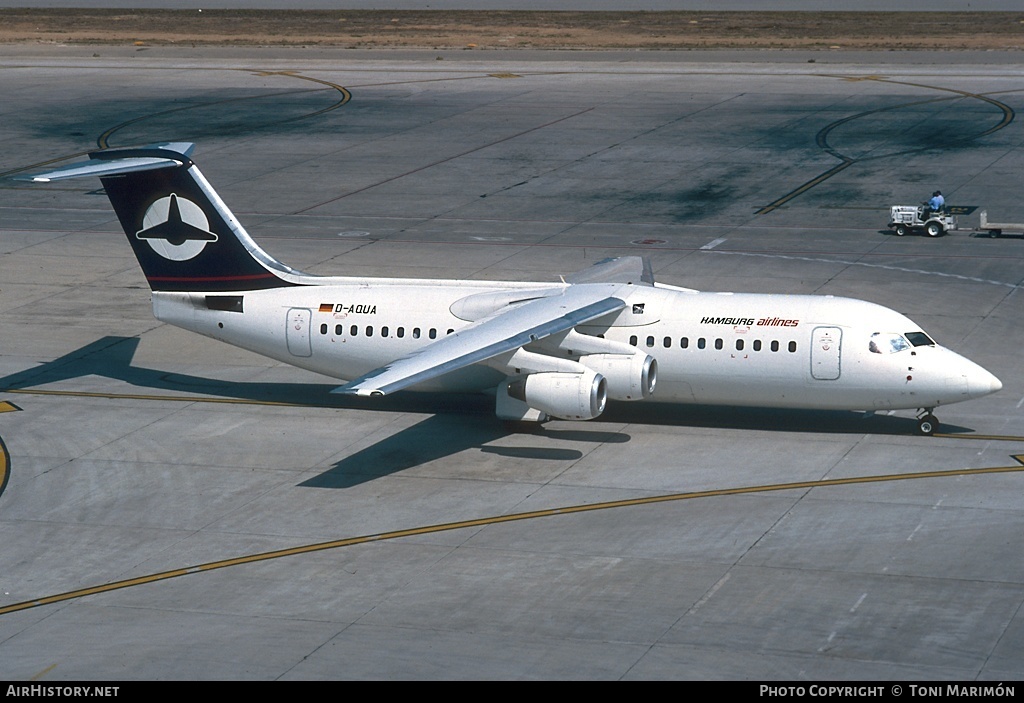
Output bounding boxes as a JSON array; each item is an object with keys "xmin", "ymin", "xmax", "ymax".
[{"xmin": 966, "ymin": 364, "xmax": 1002, "ymax": 398}]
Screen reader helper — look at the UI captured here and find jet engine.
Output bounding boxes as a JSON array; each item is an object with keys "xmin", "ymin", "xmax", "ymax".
[
  {"xmin": 504, "ymin": 369, "xmax": 607, "ymax": 421},
  {"xmin": 578, "ymin": 353, "xmax": 657, "ymax": 401}
]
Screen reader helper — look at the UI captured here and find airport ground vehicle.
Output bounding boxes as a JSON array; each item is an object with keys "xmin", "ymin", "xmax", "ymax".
[{"xmin": 888, "ymin": 205, "xmax": 957, "ymax": 237}]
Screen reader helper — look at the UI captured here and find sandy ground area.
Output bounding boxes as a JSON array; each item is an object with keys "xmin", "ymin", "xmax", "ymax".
[{"xmin": 0, "ymin": 9, "xmax": 1022, "ymax": 51}]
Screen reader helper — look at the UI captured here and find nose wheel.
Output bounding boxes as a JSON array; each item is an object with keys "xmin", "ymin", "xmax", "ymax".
[{"xmin": 916, "ymin": 410, "xmax": 939, "ymax": 436}]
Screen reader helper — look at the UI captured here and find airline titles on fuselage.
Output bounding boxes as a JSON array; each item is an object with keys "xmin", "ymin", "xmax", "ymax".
[{"xmin": 700, "ymin": 316, "xmax": 800, "ymax": 327}]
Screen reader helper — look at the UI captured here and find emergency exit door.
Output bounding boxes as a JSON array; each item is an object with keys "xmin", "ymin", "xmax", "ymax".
[{"xmin": 286, "ymin": 308, "xmax": 312, "ymax": 357}]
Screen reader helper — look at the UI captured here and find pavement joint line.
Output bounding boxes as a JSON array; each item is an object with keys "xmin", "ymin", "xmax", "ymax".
[
  {"xmin": 5, "ymin": 388, "xmax": 1024, "ymax": 440},
  {"xmin": 1, "ymin": 387, "xmax": 314, "ymax": 408}
]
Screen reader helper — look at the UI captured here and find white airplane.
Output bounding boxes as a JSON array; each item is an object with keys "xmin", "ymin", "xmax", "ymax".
[{"xmin": 18, "ymin": 143, "xmax": 1002, "ymax": 436}]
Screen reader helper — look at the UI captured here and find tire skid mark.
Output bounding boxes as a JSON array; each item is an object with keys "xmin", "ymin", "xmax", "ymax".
[{"xmin": 758, "ymin": 77, "xmax": 1017, "ymax": 215}]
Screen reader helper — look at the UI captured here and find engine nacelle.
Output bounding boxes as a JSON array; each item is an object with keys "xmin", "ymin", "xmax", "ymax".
[
  {"xmin": 506, "ymin": 369, "xmax": 607, "ymax": 421},
  {"xmin": 578, "ymin": 353, "xmax": 657, "ymax": 401}
]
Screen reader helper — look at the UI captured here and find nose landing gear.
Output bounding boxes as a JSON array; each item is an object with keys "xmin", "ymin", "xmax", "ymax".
[{"xmin": 916, "ymin": 409, "xmax": 939, "ymax": 436}]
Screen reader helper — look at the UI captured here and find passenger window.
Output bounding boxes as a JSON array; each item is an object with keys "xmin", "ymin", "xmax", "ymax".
[
  {"xmin": 736, "ymin": 339, "xmax": 744, "ymax": 351},
  {"xmin": 397, "ymin": 327, "xmax": 405, "ymax": 338},
  {"xmin": 789, "ymin": 341, "xmax": 797, "ymax": 353},
  {"xmin": 335, "ymin": 324, "xmax": 343, "ymax": 335},
  {"xmin": 429, "ymin": 329, "xmax": 437, "ymax": 339},
  {"xmin": 697, "ymin": 338, "xmax": 706, "ymax": 349},
  {"xmin": 630, "ymin": 335, "xmax": 638, "ymax": 346},
  {"xmin": 753, "ymin": 339, "xmax": 762, "ymax": 351},
  {"xmin": 715, "ymin": 338, "xmax": 723, "ymax": 350},
  {"xmin": 680, "ymin": 337, "xmax": 689, "ymax": 349},
  {"xmin": 447, "ymin": 329, "xmax": 454, "ymax": 335},
  {"xmin": 663, "ymin": 337, "xmax": 671, "ymax": 348},
  {"xmin": 413, "ymin": 328, "xmax": 421, "ymax": 339},
  {"xmin": 350, "ymin": 325, "xmax": 358, "ymax": 336},
  {"xmin": 771, "ymin": 340, "xmax": 779, "ymax": 352},
  {"xmin": 366, "ymin": 326, "xmax": 373, "ymax": 337},
  {"xmin": 320, "ymin": 323, "xmax": 328, "ymax": 335},
  {"xmin": 381, "ymin": 326, "xmax": 389, "ymax": 337},
  {"xmin": 646, "ymin": 336, "xmax": 655, "ymax": 348}
]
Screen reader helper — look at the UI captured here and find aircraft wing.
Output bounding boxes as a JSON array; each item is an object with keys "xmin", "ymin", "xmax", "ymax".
[{"xmin": 332, "ymin": 283, "xmax": 629, "ymax": 396}]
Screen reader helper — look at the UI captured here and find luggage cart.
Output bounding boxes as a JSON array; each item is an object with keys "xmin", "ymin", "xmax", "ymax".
[{"xmin": 977, "ymin": 211, "xmax": 1024, "ymax": 238}]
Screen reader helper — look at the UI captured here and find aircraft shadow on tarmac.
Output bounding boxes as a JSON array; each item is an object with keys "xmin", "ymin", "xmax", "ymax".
[
  {"xmin": 0, "ymin": 336, "xmax": 973, "ymax": 487},
  {"xmin": 301, "ymin": 416, "xmax": 629, "ymax": 489}
]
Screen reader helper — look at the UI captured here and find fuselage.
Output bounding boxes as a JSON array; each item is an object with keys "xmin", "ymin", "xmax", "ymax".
[{"xmin": 152, "ymin": 277, "xmax": 1001, "ymax": 413}]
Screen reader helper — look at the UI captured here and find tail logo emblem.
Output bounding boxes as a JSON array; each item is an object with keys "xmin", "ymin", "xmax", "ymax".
[{"xmin": 136, "ymin": 193, "xmax": 219, "ymax": 261}]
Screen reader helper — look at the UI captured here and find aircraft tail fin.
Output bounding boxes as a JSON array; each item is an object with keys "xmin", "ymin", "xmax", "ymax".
[{"xmin": 16, "ymin": 143, "xmax": 297, "ymax": 292}]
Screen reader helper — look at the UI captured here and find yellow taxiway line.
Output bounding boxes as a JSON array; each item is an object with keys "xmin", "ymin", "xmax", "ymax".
[{"xmin": 1, "ymin": 457, "xmax": 1021, "ymax": 617}]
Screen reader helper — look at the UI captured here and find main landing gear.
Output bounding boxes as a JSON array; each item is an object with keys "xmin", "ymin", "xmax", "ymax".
[{"xmin": 916, "ymin": 409, "xmax": 940, "ymax": 436}]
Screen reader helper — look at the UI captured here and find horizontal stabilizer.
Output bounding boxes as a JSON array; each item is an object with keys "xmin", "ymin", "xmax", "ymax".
[
  {"xmin": 13, "ymin": 143, "xmax": 195, "ymax": 183},
  {"xmin": 16, "ymin": 157, "xmax": 183, "ymax": 182}
]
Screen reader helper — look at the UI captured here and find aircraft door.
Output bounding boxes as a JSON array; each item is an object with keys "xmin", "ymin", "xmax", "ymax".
[
  {"xmin": 286, "ymin": 307, "xmax": 313, "ymax": 357},
  {"xmin": 811, "ymin": 326, "xmax": 841, "ymax": 380}
]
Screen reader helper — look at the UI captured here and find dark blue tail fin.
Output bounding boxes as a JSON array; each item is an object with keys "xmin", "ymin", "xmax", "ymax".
[{"xmin": 19, "ymin": 143, "xmax": 297, "ymax": 292}]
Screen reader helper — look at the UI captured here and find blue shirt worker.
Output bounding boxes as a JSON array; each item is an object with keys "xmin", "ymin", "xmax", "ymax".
[{"xmin": 927, "ymin": 190, "xmax": 945, "ymax": 215}]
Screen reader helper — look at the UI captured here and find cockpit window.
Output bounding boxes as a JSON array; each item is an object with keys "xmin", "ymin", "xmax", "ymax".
[
  {"xmin": 869, "ymin": 332, "xmax": 912, "ymax": 354},
  {"xmin": 905, "ymin": 331, "xmax": 935, "ymax": 347}
]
